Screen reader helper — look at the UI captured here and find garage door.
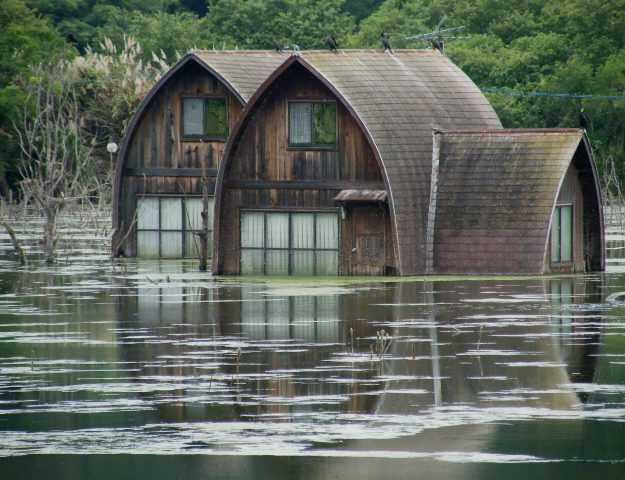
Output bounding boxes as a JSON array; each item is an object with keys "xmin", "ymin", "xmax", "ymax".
[
  {"xmin": 240, "ymin": 211, "xmax": 339, "ymax": 275},
  {"xmin": 136, "ymin": 196, "xmax": 214, "ymax": 258}
]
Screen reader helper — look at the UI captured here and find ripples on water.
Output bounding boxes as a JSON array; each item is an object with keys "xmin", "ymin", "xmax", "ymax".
[{"xmin": 1, "ymin": 212, "xmax": 625, "ymax": 479}]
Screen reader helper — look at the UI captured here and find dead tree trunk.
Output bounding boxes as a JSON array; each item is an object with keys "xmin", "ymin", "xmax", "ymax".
[{"xmin": 0, "ymin": 220, "xmax": 27, "ymax": 266}]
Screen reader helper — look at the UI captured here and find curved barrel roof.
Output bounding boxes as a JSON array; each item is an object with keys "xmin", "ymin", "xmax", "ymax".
[
  {"xmin": 215, "ymin": 50, "xmax": 502, "ymax": 275},
  {"xmin": 432, "ymin": 129, "xmax": 602, "ymax": 274}
]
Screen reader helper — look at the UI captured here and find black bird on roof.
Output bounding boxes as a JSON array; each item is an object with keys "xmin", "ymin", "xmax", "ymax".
[
  {"xmin": 429, "ymin": 36, "xmax": 444, "ymax": 53},
  {"xmin": 325, "ymin": 35, "xmax": 339, "ymax": 53},
  {"xmin": 381, "ymin": 32, "xmax": 393, "ymax": 53},
  {"xmin": 578, "ymin": 104, "xmax": 593, "ymax": 133},
  {"xmin": 272, "ymin": 39, "xmax": 284, "ymax": 53}
]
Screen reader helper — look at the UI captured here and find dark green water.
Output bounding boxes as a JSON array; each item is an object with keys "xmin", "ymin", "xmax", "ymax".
[{"xmin": 1, "ymin": 221, "xmax": 625, "ymax": 479}]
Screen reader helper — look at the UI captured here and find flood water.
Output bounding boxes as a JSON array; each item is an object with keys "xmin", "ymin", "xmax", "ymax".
[{"xmin": 1, "ymin": 214, "xmax": 625, "ymax": 479}]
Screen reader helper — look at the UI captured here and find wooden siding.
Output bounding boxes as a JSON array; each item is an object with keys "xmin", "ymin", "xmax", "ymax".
[
  {"xmin": 547, "ymin": 164, "xmax": 585, "ymax": 273},
  {"xmin": 217, "ymin": 65, "xmax": 388, "ymax": 274},
  {"xmin": 116, "ymin": 62, "xmax": 242, "ymax": 256}
]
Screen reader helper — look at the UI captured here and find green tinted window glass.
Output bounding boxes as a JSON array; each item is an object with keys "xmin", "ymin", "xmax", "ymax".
[
  {"xmin": 204, "ymin": 98, "xmax": 227, "ymax": 136},
  {"xmin": 313, "ymin": 103, "xmax": 336, "ymax": 145}
]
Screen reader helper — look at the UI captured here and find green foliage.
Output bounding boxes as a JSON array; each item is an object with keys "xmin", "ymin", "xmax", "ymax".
[
  {"xmin": 205, "ymin": 0, "xmax": 354, "ymax": 50},
  {"xmin": 0, "ymin": 0, "xmax": 73, "ymax": 194}
]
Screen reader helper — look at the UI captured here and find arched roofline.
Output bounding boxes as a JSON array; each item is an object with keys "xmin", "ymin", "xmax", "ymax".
[
  {"xmin": 212, "ymin": 55, "xmax": 400, "ymax": 274},
  {"xmin": 542, "ymin": 130, "xmax": 605, "ymax": 271},
  {"xmin": 111, "ymin": 53, "xmax": 247, "ymax": 251}
]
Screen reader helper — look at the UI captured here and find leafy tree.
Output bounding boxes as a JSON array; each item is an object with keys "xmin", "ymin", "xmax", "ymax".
[
  {"xmin": 0, "ymin": 0, "xmax": 73, "ymax": 196},
  {"xmin": 205, "ymin": 0, "xmax": 354, "ymax": 50}
]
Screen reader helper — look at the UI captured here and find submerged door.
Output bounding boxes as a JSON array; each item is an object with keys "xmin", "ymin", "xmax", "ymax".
[
  {"xmin": 349, "ymin": 206, "xmax": 386, "ymax": 275},
  {"xmin": 239, "ymin": 210, "xmax": 339, "ymax": 275}
]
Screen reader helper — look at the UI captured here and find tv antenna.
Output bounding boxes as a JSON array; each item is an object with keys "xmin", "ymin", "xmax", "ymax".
[{"xmin": 405, "ymin": 16, "xmax": 469, "ymax": 54}]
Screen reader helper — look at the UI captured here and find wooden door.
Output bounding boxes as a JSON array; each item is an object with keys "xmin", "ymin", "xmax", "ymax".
[{"xmin": 349, "ymin": 206, "xmax": 386, "ymax": 275}]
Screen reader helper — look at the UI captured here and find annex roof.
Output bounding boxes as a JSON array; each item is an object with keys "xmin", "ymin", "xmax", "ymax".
[{"xmin": 432, "ymin": 128, "xmax": 594, "ymax": 274}]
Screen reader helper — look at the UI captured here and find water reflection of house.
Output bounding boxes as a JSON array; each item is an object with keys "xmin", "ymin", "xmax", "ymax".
[{"xmin": 115, "ymin": 275, "xmax": 603, "ymax": 425}]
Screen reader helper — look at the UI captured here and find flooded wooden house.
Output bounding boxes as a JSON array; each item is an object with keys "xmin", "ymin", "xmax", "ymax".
[
  {"xmin": 111, "ymin": 51, "xmax": 285, "ymax": 258},
  {"xmin": 212, "ymin": 50, "xmax": 603, "ymax": 276}
]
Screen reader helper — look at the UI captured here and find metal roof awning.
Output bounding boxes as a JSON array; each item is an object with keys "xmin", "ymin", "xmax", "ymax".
[{"xmin": 334, "ymin": 189, "xmax": 388, "ymax": 202}]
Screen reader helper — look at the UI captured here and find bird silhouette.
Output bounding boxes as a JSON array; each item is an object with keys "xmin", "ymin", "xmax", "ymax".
[
  {"xmin": 578, "ymin": 104, "xmax": 593, "ymax": 133},
  {"xmin": 325, "ymin": 35, "xmax": 339, "ymax": 53},
  {"xmin": 272, "ymin": 39, "xmax": 284, "ymax": 53},
  {"xmin": 429, "ymin": 36, "xmax": 444, "ymax": 53},
  {"xmin": 381, "ymin": 32, "xmax": 393, "ymax": 53}
]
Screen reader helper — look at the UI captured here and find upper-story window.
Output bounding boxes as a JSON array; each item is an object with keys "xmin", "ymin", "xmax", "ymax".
[
  {"xmin": 288, "ymin": 101, "xmax": 336, "ymax": 148},
  {"xmin": 182, "ymin": 96, "xmax": 227, "ymax": 139}
]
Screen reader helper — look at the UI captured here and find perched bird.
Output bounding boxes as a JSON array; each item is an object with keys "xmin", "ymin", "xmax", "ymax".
[
  {"xmin": 381, "ymin": 32, "xmax": 393, "ymax": 53},
  {"xmin": 578, "ymin": 105, "xmax": 593, "ymax": 133},
  {"xmin": 429, "ymin": 36, "xmax": 444, "ymax": 53},
  {"xmin": 325, "ymin": 35, "xmax": 339, "ymax": 53},
  {"xmin": 64, "ymin": 32, "xmax": 78, "ymax": 47},
  {"xmin": 272, "ymin": 39, "xmax": 284, "ymax": 53}
]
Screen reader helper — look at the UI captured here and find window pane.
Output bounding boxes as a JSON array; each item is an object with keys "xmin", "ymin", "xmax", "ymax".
[
  {"xmin": 242, "ymin": 286, "xmax": 266, "ymax": 340},
  {"xmin": 184, "ymin": 231, "xmax": 200, "ymax": 258},
  {"xmin": 266, "ymin": 213, "xmax": 289, "ymax": 248},
  {"xmin": 241, "ymin": 212, "xmax": 264, "ymax": 248},
  {"xmin": 137, "ymin": 197, "xmax": 159, "ymax": 230},
  {"xmin": 161, "ymin": 232, "xmax": 183, "ymax": 258},
  {"xmin": 292, "ymin": 213, "xmax": 314, "ymax": 249},
  {"xmin": 551, "ymin": 207, "xmax": 561, "ymax": 263},
  {"xmin": 313, "ymin": 103, "xmax": 336, "ymax": 145},
  {"xmin": 266, "ymin": 250, "xmax": 289, "ymax": 275},
  {"xmin": 161, "ymin": 198, "xmax": 182, "ymax": 230},
  {"xmin": 292, "ymin": 251, "xmax": 314, "ymax": 275},
  {"xmin": 292, "ymin": 297, "xmax": 315, "ymax": 342},
  {"xmin": 204, "ymin": 98, "xmax": 227, "ymax": 136},
  {"xmin": 267, "ymin": 298, "xmax": 290, "ymax": 339},
  {"xmin": 316, "ymin": 296, "xmax": 340, "ymax": 343},
  {"xmin": 184, "ymin": 198, "xmax": 204, "ymax": 231},
  {"xmin": 316, "ymin": 213, "xmax": 338, "ymax": 249},
  {"xmin": 137, "ymin": 231, "xmax": 159, "ymax": 258},
  {"xmin": 561, "ymin": 205, "xmax": 572, "ymax": 262},
  {"xmin": 315, "ymin": 251, "xmax": 338, "ymax": 275},
  {"xmin": 289, "ymin": 102, "xmax": 312, "ymax": 144},
  {"xmin": 183, "ymin": 98, "xmax": 204, "ymax": 136},
  {"xmin": 241, "ymin": 250, "xmax": 264, "ymax": 275}
]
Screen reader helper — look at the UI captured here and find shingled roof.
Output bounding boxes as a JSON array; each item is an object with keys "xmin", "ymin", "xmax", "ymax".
[
  {"xmin": 431, "ymin": 129, "xmax": 601, "ymax": 274},
  {"xmin": 215, "ymin": 50, "xmax": 502, "ymax": 275},
  {"xmin": 189, "ymin": 50, "xmax": 288, "ymax": 102}
]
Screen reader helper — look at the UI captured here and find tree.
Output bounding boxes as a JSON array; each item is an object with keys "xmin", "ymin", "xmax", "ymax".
[
  {"xmin": 15, "ymin": 63, "xmax": 97, "ymax": 265},
  {"xmin": 70, "ymin": 36, "xmax": 169, "ymax": 192},
  {"xmin": 0, "ymin": 0, "xmax": 73, "ymax": 197}
]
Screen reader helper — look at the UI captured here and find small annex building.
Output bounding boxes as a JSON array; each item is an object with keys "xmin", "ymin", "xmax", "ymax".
[
  {"xmin": 211, "ymin": 50, "xmax": 604, "ymax": 276},
  {"xmin": 112, "ymin": 50, "xmax": 285, "ymax": 259}
]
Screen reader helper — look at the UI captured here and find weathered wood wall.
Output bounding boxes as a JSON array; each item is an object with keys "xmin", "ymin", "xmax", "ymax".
[
  {"xmin": 117, "ymin": 62, "xmax": 243, "ymax": 256},
  {"xmin": 218, "ymin": 64, "xmax": 394, "ymax": 274},
  {"xmin": 548, "ymin": 163, "xmax": 585, "ymax": 273}
]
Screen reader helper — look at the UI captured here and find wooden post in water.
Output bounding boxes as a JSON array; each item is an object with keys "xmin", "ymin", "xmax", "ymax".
[{"xmin": 199, "ymin": 147, "xmax": 209, "ymax": 272}]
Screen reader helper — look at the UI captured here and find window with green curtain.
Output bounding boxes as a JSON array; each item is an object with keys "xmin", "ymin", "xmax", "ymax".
[
  {"xmin": 288, "ymin": 101, "xmax": 336, "ymax": 147},
  {"xmin": 182, "ymin": 97, "xmax": 227, "ymax": 138}
]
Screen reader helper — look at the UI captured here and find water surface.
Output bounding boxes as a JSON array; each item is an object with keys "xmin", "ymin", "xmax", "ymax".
[{"xmin": 1, "ymin": 214, "xmax": 625, "ymax": 478}]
